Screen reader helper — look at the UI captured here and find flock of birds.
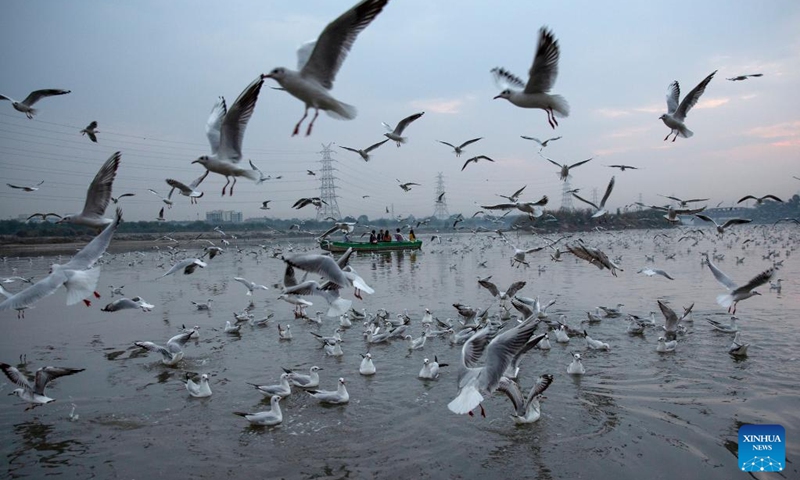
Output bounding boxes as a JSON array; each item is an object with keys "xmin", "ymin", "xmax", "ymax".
[{"xmin": 0, "ymin": 0, "xmax": 796, "ymax": 431}]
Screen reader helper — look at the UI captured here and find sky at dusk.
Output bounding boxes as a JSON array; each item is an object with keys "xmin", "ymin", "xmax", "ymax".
[{"xmin": 1, "ymin": 0, "xmax": 798, "ymax": 223}]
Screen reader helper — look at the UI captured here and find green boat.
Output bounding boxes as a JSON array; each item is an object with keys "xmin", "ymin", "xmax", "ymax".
[{"xmin": 319, "ymin": 239, "xmax": 423, "ymax": 253}]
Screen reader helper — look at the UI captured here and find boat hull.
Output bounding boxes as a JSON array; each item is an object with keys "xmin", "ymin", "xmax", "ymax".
[{"xmin": 320, "ymin": 240, "xmax": 422, "ymax": 253}]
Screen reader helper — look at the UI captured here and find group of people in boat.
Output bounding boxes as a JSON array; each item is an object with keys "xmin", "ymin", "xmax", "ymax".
[{"xmin": 369, "ymin": 228, "xmax": 416, "ymax": 244}]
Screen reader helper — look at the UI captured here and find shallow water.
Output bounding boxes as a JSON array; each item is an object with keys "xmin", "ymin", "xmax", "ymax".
[{"xmin": 1, "ymin": 227, "xmax": 798, "ymax": 479}]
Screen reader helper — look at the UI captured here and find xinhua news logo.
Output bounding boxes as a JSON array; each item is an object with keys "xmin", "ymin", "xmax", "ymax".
[{"xmin": 738, "ymin": 424, "xmax": 785, "ymax": 472}]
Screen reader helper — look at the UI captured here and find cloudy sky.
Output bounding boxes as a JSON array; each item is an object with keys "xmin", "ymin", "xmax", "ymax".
[{"xmin": 1, "ymin": 0, "xmax": 798, "ymax": 223}]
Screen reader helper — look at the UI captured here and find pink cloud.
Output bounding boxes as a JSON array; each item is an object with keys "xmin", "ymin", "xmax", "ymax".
[
  {"xmin": 410, "ymin": 98, "xmax": 464, "ymax": 114},
  {"xmin": 748, "ymin": 121, "xmax": 800, "ymax": 139}
]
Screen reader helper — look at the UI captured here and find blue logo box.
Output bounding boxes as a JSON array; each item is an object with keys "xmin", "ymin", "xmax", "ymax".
[{"xmin": 738, "ymin": 424, "xmax": 785, "ymax": 472}]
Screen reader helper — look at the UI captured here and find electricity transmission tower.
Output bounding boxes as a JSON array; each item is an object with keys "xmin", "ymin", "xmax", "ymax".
[
  {"xmin": 560, "ymin": 178, "xmax": 574, "ymax": 211},
  {"xmin": 432, "ymin": 172, "xmax": 450, "ymax": 220},
  {"xmin": 316, "ymin": 143, "xmax": 341, "ymax": 221}
]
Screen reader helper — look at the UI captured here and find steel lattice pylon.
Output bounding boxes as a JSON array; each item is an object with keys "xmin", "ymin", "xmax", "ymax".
[
  {"xmin": 433, "ymin": 172, "xmax": 449, "ymax": 220},
  {"xmin": 316, "ymin": 143, "xmax": 341, "ymax": 221}
]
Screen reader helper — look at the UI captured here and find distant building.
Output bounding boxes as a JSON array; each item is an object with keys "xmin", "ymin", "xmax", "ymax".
[{"xmin": 205, "ymin": 210, "xmax": 243, "ymax": 223}]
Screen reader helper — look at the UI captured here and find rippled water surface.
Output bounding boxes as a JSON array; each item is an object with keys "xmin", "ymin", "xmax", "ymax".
[{"xmin": 1, "ymin": 227, "xmax": 798, "ymax": 479}]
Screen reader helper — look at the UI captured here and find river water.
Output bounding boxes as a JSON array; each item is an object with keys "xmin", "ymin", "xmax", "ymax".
[{"xmin": 0, "ymin": 227, "xmax": 797, "ymax": 479}]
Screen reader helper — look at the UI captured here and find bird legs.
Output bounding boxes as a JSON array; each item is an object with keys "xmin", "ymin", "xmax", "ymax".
[
  {"xmin": 664, "ymin": 130, "xmax": 679, "ymax": 142},
  {"xmin": 546, "ymin": 107, "xmax": 559, "ymax": 129},
  {"xmin": 221, "ymin": 176, "xmax": 237, "ymax": 196},
  {"xmin": 292, "ymin": 106, "xmax": 319, "ymax": 137},
  {"xmin": 467, "ymin": 404, "xmax": 487, "ymax": 418}
]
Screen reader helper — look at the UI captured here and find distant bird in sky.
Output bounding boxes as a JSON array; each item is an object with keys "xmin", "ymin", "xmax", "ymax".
[
  {"xmin": 192, "ymin": 75, "xmax": 266, "ymax": 196},
  {"xmin": 437, "ymin": 137, "xmax": 483, "ymax": 157},
  {"xmin": 520, "ymin": 135, "xmax": 561, "ymax": 149},
  {"xmin": 737, "ymin": 194, "xmax": 783, "ymax": 205},
  {"xmin": 572, "ymin": 176, "xmax": 615, "ymax": 218},
  {"xmin": 293, "ymin": 197, "xmax": 327, "ymax": 209},
  {"xmin": 462, "ymin": 155, "xmax": 495, "ymax": 171},
  {"xmin": 148, "ymin": 188, "xmax": 174, "ymax": 208},
  {"xmin": 7, "ymin": 180, "xmax": 44, "ymax": 192},
  {"xmin": 234, "ymin": 277, "xmax": 269, "ymax": 296},
  {"xmin": 307, "ymin": 170, "xmax": 317, "ymax": 176},
  {"xmin": 726, "ymin": 73, "xmax": 762, "ymax": 81},
  {"xmin": 492, "ymin": 27, "xmax": 569, "ymax": 129},
  {"xmin": 58, "ymin": 151, "xmax": 120, "ymax": 229},
  {"xmin": 657, "ymin": 194, "xmax": 708, "ymax": 207},
  {"xmin": 339, "ymin": 139, "xmax": 389, "ymax": 161},
  {"xmin": 264, "ymin": 0, "xmax": 389, "ymax": 136},
  {"xmin": 383, "ymin": 111, "xmax": 425, "ymax": 147},
  {"xmin": 260, "ymin": 200, "xmax": 271, "ymax": 210},
  {"xmin": 0, "ymin": 88, "xmax": 70, "ymax": 119},
  {"xmin": 80, "ymin": 121, "xmax": 99, "ymax": 143},
  {"xmin": 482, "ymin": 195, "xmax": 549, "ymax": 218},
  {"xmin": 659, "ymin": 70, "xmax": 717, "ymax": 142},
  {"xmin": 161, "ymin": 258, "xmax": 207, "ymax": 277},
  {"xmin": 694, "ymin": 214, "xmax": 751, "ymax": 235},
  {"xmin": 606, "ymin": 164, "xmax": 638, "ymax": 171},
  {"xmin": 637, "ymin": 268, "xmax": 674, "ymax": 280},
  {"xmin": 496, "ymin": 185, "xmax": 526, "ymax": 203},
  {"xmin": 166, "ymin": 171, "xmax": 207, "ymax": 205},
  {"xmin": 156, "ymin": 207, "xmax": 166, "ymax": 222},
  {"xmin": 541, "ymin": 154, "xmax": 592, "ymax": 181},
  {"xmin": 26, "ymin": 212, "xmax": 61, "ymax": 222},
  {"xmin": 111, "ymin": 193, "xmax": 135, "ymax": 204},
  {"xmin": 397, "ymin": 180, "xmax": 421, "ymax": 192}
]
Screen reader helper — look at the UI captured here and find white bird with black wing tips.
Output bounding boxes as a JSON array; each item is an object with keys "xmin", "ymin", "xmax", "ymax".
[
  {"xmin": 572, "ymin": 176, "xmax": 615, "ymax": 218},
  {"xmin": 0, "ymin": 208, "xmax": 123, "ymax": 317},
  {"xmin": 477, "ymin": 277, "xmax": 526, "ymax": 301},
  {"xmin": 7, "ymin": 180, "xmax": 44, "ymax": 192},
  {"xmin": 1, "ymin": 363, "xmax": 85, "ymax": 409},
  {"xmin": 307, "ymin": 377, "xmax": 349, "ymax": 404},
  {"xmin": 80, "ymin": 121, "xmax": 99, "ymax": 143},
  {"xmin": 492, "ymin": 27, "xmax": 569, "ymax": 129},
  {"xmin": 133, "ymin": 329, "xmax": 196, "ymax": 366},
  {"xmin": 383, "ymin": 112, "xmax": 425, "ymax": 147},
  {"xmin": 694, "ymin": 214, "xmax": 751, "ymax": 235},
  {"xmin": 101, "ymin": 296, "xmax": 154, "ymax": 312},
  {"xmin": 461, "ymin": 155, "xmax": 495, "ymax": 171},
  {"xmin": 437, "ymin": 137, "xmax": 483, "ymax": 157},
  {"xmin": 160, "ymin": 258, "xmax": 207, "ymax": 277},
  {"xmin": 659, "ymin": 70, "xmax": 717, "ymax": 141},
  {"xmin": 185, "ymin": 373, "xmax": 212, "ymax": 398},
  {"xmin": 233, "ymin": 277, "xmax": 269, "ymax": 296},
  {"xmin": 166, "ymin": 170, "xmax": 208, "ymax": 205},
  {"xmin": 339, "ymin": 139, "xmax": 390, "ymax": 162},
  {"xmin": 264, "ymin": 0, "xmax": 389, "ymax": 136},
  {"xmin": 192, "ymin": 76, "xmax": 267, "ymax": 195},
  {"xmin": 0, "ymin": 88, "xmax": 70, "ymax": 118},
  {"xmin": 234, "ymin": 395, "xmax": 282, "ymax": 426},
  {"xmin": 448, "ymin": 317, "xmax": 544, "ymax": 417},
  {"xmin": 702, "ymin": 253, "xmax": 775, "ymax": 314},
  {"xmin": 497, "ymin": 374, "xmax": 554, "ymax": 424},
  {"xmin": 541, "ymin": 154, "xmax": 592, "ymax": 181},
  {"xmin": 58, "ymin": 151, "xmax": 121, "ymax": 229}
]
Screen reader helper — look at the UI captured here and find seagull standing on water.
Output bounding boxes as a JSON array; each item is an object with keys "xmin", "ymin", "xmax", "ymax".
[
  {"xmin": 1, "ymin": 363, "xmax": 85, "ymax": 409},
  {"xmin": 192, "ymin": 76, "xmax": 267, "ymax": 196},
  {"xmin": 492, "ymin": 27, "xmax": 569, "ymax": 129},
  {"xmin": 234, "ymin": 395, "xmax": 282, "ymax": 426},
  {"xmin": 264, "ymin": 0, "xmax": 389, "ymax": 136},
  {"xmin": 497, "ymin": 374, "xmax": 554, "ymax": 424},
  {"xmin": 659, "ymin": 70, "xmax": 717, "ymax": 141},
  {"xmin": 185, "ymin": 373, "xmax": 212, "ymax": 398}
]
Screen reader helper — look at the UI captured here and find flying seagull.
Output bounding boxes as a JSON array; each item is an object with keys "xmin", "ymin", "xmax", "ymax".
[
  {"xmin": 726, "ymin": 73, "xmax": 762, "ymax": 81},
  {"xmin": 520, "ymin": 135, "xmax": 561, "ymax": 149},
  {"xmin": 606, "ymin": 164, "xmax": 638, "ymax": 171},
  {"xmin": 659, "ymin": 70, "xmax": 717, "ymax": 142},
  {"xmin": 80, "ymin": 121, "xmax": 99, "ymax": 143},
  {"xmin": 492, "ymin": 27, "xmax": 569, "ymax": 129},
  {"xmin": 657, "ymin": 194, "xmax": 708, "ymax": 207},
  {"xmin": 383, "ymin": 112, "xmax": 425, "ymax": 147},
  {"xmin": 481, "ymin": 195, "xmax": 549, "ymax": 218},
  {"xmin": 192, "ymin": 75, "xmax": 267, "ymax": 196},
  {"xmin": 572, "ymin": 176, "xmax": 615, "ymax": 218},
  {"xmin": 462, "ymin": 155, "xmax": 495, "ymax": 171},
  {"xmin": 0, "ymin": 208, "xmax": 122, "ymax": 317},
  {"xmin": 7, "ymin": 180, "xmax": 44, "ymax": 192},
  {"xmin": 437, "ymin": 137, "xmax": 483, "ymax": 157},
  {"xmin": 264, "ymin": 0, "xmax": 389, "ymax": 136},
  {"xmin": 397, "ymin": 180, "xmax": 421, "ymax": 192},
  {"xmin": 0, "ymin": 88, "xmax": 70, "ymax": 118},
  {"xmin": 702, "ymin": 253, "xmax": 776, "ymax": 314},
  {"xmin": 694, "ymin": 214, "xmax": 751, "ymax": 235},
  {"xmin": 58, "ymin": 151, "xmax": 120, "ymax": 229},
  {"xmin": 166, "ymin": 170, "xmax": 208, "ymax": 205},
  {"xmin": 737, "ymin": 194, "xmax": 783, "ymax": 205},
  {"xmin": 1, "ymin": 363, "xmax": 85, "ymax": 409},
  {"xmin": 338, "ymin": 139, "xmax": 389, "ymax": 161},
  {"xmin": 541, "ymin": 154, "xmax": 592, "ymax": 181}
]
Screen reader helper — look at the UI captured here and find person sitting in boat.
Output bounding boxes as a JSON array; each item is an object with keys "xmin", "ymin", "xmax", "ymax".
[
  {"xmin": 369, "ymin": 230, "xmax": 378, "ymax": 244},
  {"xmin": 394, "ymin": 228, "xmax": 405, "ymax": 242},
  {"xmin": 383, "ymin": 230, "xmax": 392, "ymax": 242},
  {"xmin": 408, "ymin": 229, "xmax": 416, "ymax": 242}
]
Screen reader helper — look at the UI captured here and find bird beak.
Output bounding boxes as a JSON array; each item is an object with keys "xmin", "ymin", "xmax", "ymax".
[
  {"xmin": 263, "ymin": 72, "xmax": 274, "ymax": 79},
  {"xmin": 191, "ymin": 159, "xmax": 200, "ymax": 164},
  {"xmin": 754, "ymin": 291, "xmax": 762, "ymax": 296},
  {"xmin": 7, "ymin": 392, "xmax": 15, "ymax": 396},
  {"xmin": 492, "ymin": 94, "xmax": 502, "ymax": 100}
]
